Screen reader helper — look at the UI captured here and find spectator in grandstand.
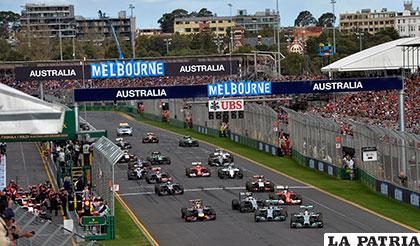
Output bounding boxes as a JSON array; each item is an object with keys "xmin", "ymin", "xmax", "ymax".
[{"xmin": 398, "ymin": 171, "xmax": 408, "ymax": 187}]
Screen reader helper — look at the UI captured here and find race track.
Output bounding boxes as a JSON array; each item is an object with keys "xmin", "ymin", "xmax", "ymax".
[{"xmin": 86, "ymin": 112, "xmax": 411, "ymax": 246}]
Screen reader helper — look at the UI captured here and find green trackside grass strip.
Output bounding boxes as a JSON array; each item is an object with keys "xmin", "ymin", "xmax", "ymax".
[
  {"xmin": 130, "ymin": 115, "xmax": 420, "ymax": 230},
  {"xmin": 102, "ymin": 200, "xmax": 149, "ymax": 246}
]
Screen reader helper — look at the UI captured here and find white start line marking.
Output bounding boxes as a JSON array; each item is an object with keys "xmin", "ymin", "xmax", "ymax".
[{"xmin": 118, "ymin": 185, "xmax": 312, "ymax": 196}]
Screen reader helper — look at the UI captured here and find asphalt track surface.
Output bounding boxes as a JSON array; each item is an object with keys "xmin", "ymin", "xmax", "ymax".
[
  {"xmin": 6, "ymin": 142, "xmax": 63, "ymax": 223},
  {"xmin": 6, "ymin": 142, "xmax": 48, "ymax": 188},
  {"xmin": 86, "ymin": 112, "xmax": 411, "ymax": 246}
]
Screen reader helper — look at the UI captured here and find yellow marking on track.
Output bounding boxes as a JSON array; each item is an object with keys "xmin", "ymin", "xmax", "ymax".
[{"xmin": 115, "ymin": 192, "xmax": 159, "ymax": 246}]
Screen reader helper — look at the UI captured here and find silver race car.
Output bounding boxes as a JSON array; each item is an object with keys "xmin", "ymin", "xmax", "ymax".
[
  {"xmin": 218, "ymin": 164, "xmax": 244, "ymax": 179},
  {"xmin": 290, "ymin": 205, "xmax": 323, "ymax": 228}
]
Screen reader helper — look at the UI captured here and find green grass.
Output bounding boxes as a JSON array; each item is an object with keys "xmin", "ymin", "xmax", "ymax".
[
  {"xmin": 127, "ymin": 114, "xmax": 420, "ymax": 231},
  {"xmin": 101, "ymin": 199, "xmax": 150, "ymax": 246}
]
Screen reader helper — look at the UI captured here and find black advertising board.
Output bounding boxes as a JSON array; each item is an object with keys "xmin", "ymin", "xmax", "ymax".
[
  {"xmin": 14, "ymin": 60, "xmax": 240, "ymax": 81},
  {"xmin": 164, "ymin": 60, "xmax": 239, "ymax": 76},
  {"xmin": 15, "ymin": 65, "xmax": 87, "ymax": 81}
]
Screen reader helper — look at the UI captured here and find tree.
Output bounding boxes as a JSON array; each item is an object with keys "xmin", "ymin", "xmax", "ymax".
[
  {"xmin": 158, "ymin": 9, "xmax": 189, "ymax": 33},
  {"xmin": 0, "ymin": 11, "xmax": 20, "ymax": 39},
  {"xmin": 294, "ymin": 11, "xmax": 318, "ymax": 27},
  {"xmin": 317, "ymin": 12, "xmax": 335, "ymax": 28},
  {"xmin": 282, "ymin": 52, "xmax": 305, "ymax": 75},
  {"xmin": 196, "ymin": 8, "xmax": 213, "ymax": 17}
]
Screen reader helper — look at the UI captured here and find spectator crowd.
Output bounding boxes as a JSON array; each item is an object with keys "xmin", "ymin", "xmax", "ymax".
[{"xmin": 0, "ymin": 71, "xmax": 418, "ymax": 134}]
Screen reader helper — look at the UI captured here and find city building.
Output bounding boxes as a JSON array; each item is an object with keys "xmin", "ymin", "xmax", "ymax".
[
  {"xmin": 174, "ymin": 16, "xmax": 234, "ymax": 35},
  {"xmin": 234, "ymin": 9, "xmax": 278, "ymax": 34},
  {"xmin": 396, "ymin": 1, "xmax": 420, "ymax": 37},
  {"xmin": 137, "ymin": 28, "xmax": 162, "ymax": 36},
  {"xmin": 20, "ymin": 3, "xmax": 76, "ymax": 38},
  {"xmin": 76, "ymin": 10, "xmax": 136, "ymax": 43},
  {"xmin": 339, "ymin": 8, "xmax": 396, "ymax": 34}
]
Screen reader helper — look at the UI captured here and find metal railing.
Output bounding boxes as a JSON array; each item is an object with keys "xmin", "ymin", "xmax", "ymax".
[{"xmin": 12, "ymin": 204, "xmax": 97, "ymax": 246}]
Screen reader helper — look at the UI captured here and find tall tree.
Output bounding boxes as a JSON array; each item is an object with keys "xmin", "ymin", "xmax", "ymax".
[
  {"xmin": 196, "ymin": 8, "xmax": 213, "ymax": 17},
  {"xmin": 0, "ymin": 11, "xmax": 20, "ymax": 39},
  {"xmin": 294, "ymin": 11, "xmax": 318, "ymax": 27},
  {"xmin": 317, "ymin": 12, "xmax": 335, "ymax": 28},
  {"xmin": 158, "ymin": 9, "xmax": 189, "ymax": 33}
]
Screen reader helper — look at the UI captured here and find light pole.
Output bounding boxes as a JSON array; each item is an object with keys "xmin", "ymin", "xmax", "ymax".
[
  {"xmin": 57, "ymin": 11, "xmax": 63, "ymax": 61},
  {"xmin": 276, "ymin": 0, "xmax": 281, "ymax": 76},
  {"xmin": 129, "ymin": 4, "xmax": 135, "ymax": 17},
  {"xmin": 214, "ymin": 36, "xmax": 224, "ymax": 54},
  {"xmin": 355, "ymin": 30, "xmax": 364, "ymax": 51},
  {"xmin": 129, "ymin": 4, "xmax": 136, "ymax": 58},
  {"xmin": 228, "ymin": 3, "xmax": 234, "ymax": 53},
  {"xmin": 164, "ymin": 38, "xmax": 172, "ymax": 55},
  {"xmin": 331, "ymin": 0, "xmax": 337, "ymax": 54}
]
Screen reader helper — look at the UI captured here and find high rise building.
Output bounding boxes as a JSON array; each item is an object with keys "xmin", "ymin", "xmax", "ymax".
[
  {"xmin": 339, "ymin": 8, "xmax": 396, "ymax": 34},
  {"xmin": 20, "ymin": 3, "xmax": 76, "ymax": 38},
  {"xmin": 234, "ymin": 9, "xmax": 278, "ymax": 34},
  {"xmin": 174, "ymin": 16, "xmax": 234, "ymax": 36},
  {"xmin": 395, "ymin": 1, "xmax": 420, "ymax": 37}
]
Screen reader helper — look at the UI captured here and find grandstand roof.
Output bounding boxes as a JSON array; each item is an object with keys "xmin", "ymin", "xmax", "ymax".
[
  {"xmin": 321, "ymin": 37, "xmax": 420, "ymax": 73},
  {"xmin": 0, "ymin": 83, "xmax": 65, "ymax": 135}
]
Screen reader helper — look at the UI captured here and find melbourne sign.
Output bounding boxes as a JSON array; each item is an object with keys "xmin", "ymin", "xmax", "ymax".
[
  {"xmin": 15, "ymin": 65, "xmax": 84, "ymax": 81},
  {"xmin": 208, "ymin": 99, "xmax": 244, "ymax": 112},
  {"xmin": 90, "ymin": 60, "xmax": 165, "ymax": 78},
  {"xmin": 207, "ymin": 81, "xmax": 271, "ymax": 97},
  {"xmin": 73, "ymin": 77, "xmax": 403, "ymax": 102}
]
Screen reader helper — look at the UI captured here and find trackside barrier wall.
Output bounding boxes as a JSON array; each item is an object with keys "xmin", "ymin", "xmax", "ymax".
[{"xmin": 81, "ymin": 104, "xmax": 420, "ymax": 208}]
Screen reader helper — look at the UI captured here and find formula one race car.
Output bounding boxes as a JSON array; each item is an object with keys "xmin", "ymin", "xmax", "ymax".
[
  {"xmin": 147, "ymin": 151, "xmax": 171, "ymax": 165},
  {"xmin": 142, "ymin": 132, "xmax": 159, "ymax": 143},
  {"xmin": 118, "ymin": 151, "xmax": 138, "ymax": 164},
  {"xmin": 178, "ymin": 136, "xmax": 199, "ymax": 147},
  {"xmin": 218, "ymin": 164, "xmax": 244, "ymax": 179},
  {"xmin": 181, "ymin": 199, "xmax": 216, "ymax": 222},
  {"xmin": 127, "ymin": 162, "xmax": 154, "ymax": 180},
  {"xmin": 116, "ymin": 122, "xmax": 133, "ymax": 136},
  {"xmin": 115, "ymin": 138, "xmax": 132, "ymax": 150},
  {"xmin": 246, "ymin": 175, "xmax": 275, "ymax": 192},
  {"xmin": 185, "ymin": 162, "xmax": 211, "ymax": 177},
  {"xmin": 127, "ymin": 166, "xmax": 146, "ymax": 180},
  {"xmin": 208, "ymin": 149, "xmax": 234, "ymax": 166},
  {"xmin": 290, "ymin": 205, "xmax": 323, "ymax": 228},
  {"xmin": 145, "ymin": 167, "xmax": 172, "ymax": 184},
  {"xmin": 155, "ymin": 181, "xmax": 184, "ymax": 196},
  {"xmin": 255, "ymin": 202, "xmax": 288, "ymax": 222},
  {"xmin": 268, "ymin": 185, "xmax": 302, "ymax": 205},
  {"xmin": 231, "ymin": 192, "xmax": 265, "ymax": 213}
]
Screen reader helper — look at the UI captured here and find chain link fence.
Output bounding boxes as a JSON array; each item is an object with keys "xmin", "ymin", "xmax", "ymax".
[
  {"xmin": 91, "ymin": 136, "xmax": 124, "ymax": 216},
  {"xmin": 12, "ymin": 204, "xmax": 97, "ymax": 246},
  {"xmin": 285, "ymin": 108, "xmax": 420, "ymax": 193}
]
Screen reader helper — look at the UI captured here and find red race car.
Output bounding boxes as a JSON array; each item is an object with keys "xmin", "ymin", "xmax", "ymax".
[
  {"xmin": 269, "ymin": 185, "xmax": 302, "ymax": 205},
  {"xmin": 246, "ymin": 175, "xmax": 275, "ymax": 192},
  {"xmin": 185, "ymin": 162, "xmax": 211, "ymax": 177}
]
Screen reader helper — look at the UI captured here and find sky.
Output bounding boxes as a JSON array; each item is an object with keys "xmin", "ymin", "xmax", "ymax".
[{"xmin": 0, "ymin": 0, "xmax": 416, "ymax": 28}]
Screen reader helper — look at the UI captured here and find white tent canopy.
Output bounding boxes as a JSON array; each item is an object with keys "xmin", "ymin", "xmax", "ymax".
[
  {"xmin": 0, "ymin": 83, "xmax": 65, "ymax": 135},
  {"xmin": 321, "ymin": 37, "xmax": 420, "ymax": 73}
]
